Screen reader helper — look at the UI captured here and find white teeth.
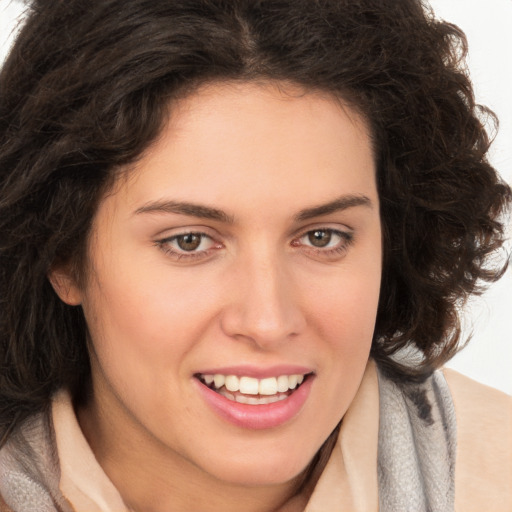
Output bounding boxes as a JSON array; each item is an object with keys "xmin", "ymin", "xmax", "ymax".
[
  {"xmin": 213, "ymin": 374, "xmax": 225, "ymax": 388},
  {"xmin": 225, "ymin": 375, "xmax": 239, "ymax": 392},
  {"xmin": 218, "ymin": 388, "xmax": 288, "ymax": 405},
  {"xmin": 259, "ymin": 377, "xmax": 278, "ymax": 395},
  {"xmin": 220, "ymin": 390, "xmax": 235, "ymax": 401},
  {"xmin": 239, "ymin": 376, "xmax": 259, "ymax": 395},
  {"xmin": 277, "ymin": 375, "xmax": 289, "ymax": 393},
  {"xmin": 203, "ymin": 373, "xmax": 308, "ymax": 395}
]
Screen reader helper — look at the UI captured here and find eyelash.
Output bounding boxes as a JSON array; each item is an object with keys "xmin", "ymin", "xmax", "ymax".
[{"xmin": 155, "ymin": 228, "xmax": 354, "ymax": 261}]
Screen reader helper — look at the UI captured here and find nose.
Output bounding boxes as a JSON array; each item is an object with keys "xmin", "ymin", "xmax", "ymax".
[{"xmin": 219, "ymin": 251, "xmax": 306, "ymax": 349}]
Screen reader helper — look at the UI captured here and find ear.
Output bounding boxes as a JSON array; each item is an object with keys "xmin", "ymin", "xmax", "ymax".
[{"xmin": 48, "ymin": 266, "xmax": 83, "ymax": 306}]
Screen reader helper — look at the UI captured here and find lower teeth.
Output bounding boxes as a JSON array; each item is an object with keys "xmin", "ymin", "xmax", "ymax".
[{"xmin": 217, "ymin": 388, "xmax": 289, "ymax": 405}]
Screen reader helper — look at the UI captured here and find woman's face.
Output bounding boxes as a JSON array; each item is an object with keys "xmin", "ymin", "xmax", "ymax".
[{"xmin": 58, "ymin": 82, "xmax": 382, "ymax": 488}]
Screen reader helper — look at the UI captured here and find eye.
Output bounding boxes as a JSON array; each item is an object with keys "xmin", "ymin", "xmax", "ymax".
[
  {"xmin": 293, "ymin": 227, "xmax": 354, "ymax": 258},
  {"xmin": 174, "ymin": 233, "xmax": 206, "ymax": 251},
  {"xmin": 305, "ymin": 229, "xmax": 337, "ymax": 248},
  {"xmin": 156, "ymin": 231, "xmax": 221, "ymax": 260}
]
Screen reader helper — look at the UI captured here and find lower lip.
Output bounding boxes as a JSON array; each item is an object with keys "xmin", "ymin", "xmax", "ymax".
[{"xmin": 195, "ymin": 376, "xmax": 314, "ymax": 430}]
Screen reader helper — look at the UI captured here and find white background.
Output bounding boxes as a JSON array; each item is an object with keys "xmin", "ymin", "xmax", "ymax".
[{"xmin": 1, "ymin": 0, "xmax": 510, "ymax": 394}]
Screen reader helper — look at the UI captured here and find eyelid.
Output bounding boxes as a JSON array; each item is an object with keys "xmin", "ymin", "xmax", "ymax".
[
  {"xmin": 292, "ymin": 222, "xmax": 354, "ymax": 241},
  {"xmin": 296, "ymin": 227, "xmax": 352, "ymax": 245},
  {"xmin": 152, "ymin": 223, "xmax": 219, "ymax": 239}
]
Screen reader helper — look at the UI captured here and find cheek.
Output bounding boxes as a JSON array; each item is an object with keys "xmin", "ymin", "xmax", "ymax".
[
  {"xmin": 81, "ymin": 261, "xmax": 221, "ymax": 371},
  {"xmin": 286, "ymin": 268, "xmax": 380, "ymax": 451},
  {"xmin": 308, "ymin": 264, "xmax": 381, "ymax": 344}
]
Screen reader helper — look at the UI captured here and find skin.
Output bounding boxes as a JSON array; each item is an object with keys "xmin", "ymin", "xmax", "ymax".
[{"xmin": 51, "ymin": 81, "xmax": 382, "ymax": 512}]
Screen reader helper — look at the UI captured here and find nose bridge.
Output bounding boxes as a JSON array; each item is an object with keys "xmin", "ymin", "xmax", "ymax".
[{"xmin": 220, "ymin": 242, "xmax": 305, "ymax": 346}]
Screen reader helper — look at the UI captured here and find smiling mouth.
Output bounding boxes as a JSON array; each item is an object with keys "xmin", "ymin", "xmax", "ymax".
[{"xmin": 196, "ymin": 373, "xmax": 311, "ymax": 405}]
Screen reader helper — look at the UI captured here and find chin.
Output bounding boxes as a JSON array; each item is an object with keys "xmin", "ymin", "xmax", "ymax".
[{"xmin": 200, "ymin": 444, "xmax": 317, "ymax": 487}]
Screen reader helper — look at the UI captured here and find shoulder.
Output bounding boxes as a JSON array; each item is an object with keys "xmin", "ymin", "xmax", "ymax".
[{"xmin": 442, "ymin": 368, "xmax": 512, "ymax": 512}]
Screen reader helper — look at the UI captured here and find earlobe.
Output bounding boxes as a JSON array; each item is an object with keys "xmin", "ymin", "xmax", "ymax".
[{"xmin": 48, "ymin": 268, "xmax": 83, "ymax": 306}]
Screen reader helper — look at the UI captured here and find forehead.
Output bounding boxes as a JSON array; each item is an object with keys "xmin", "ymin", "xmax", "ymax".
[
  {"xmin": 162, "ymin": 81, "xmax": 374, "ymax": 161},
  {"xmin": 108, "ymin": 81, "xmax": 377, "ymax": 221}
]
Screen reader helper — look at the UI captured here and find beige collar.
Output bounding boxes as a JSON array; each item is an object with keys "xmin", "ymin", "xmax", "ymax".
[{"xmin": 304, "ymin": 360, "xmax": 379, "ymax": 511}]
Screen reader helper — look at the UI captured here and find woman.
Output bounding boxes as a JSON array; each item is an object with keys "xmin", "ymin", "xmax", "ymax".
[{"xmin": 0, "ymin": 0, "xmax": 510, "ymax": 511}]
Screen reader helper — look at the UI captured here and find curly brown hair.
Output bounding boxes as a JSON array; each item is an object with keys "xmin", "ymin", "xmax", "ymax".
[{"xmin": 0, "ymin": 0, "xmax": 510, "ymax": 444}]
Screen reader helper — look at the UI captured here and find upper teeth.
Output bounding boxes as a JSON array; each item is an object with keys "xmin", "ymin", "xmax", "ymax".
[{"xmin": 202, "ymin": 374, "xmax": 305, "ymax": 395}]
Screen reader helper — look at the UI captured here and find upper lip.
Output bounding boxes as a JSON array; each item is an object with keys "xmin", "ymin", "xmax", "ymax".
[{"xmin": 194, "ymin": 364, "xmax": 314, "ymax": 379}]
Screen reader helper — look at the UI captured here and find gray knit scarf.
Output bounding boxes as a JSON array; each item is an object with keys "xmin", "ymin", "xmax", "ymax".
[
  {"xmin": 0, "ymin": 367, "xmax": 456, "ymax": 512},
  {"xmin": 377, "ymin": 368, "xmax": 456, "ymax": 512}
]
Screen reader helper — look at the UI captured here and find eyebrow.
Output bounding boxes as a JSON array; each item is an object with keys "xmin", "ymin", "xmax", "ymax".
[
  {"xmin": 134, "ymin": 200, "xmax": 234, "ymax": 223},
  {"xmin": 294, "ymin": 194, "xmax": 373, "ymax": 221},
  {"xmin": 134, "ymin": 194, "xmax": 372, "ymax": 223}
]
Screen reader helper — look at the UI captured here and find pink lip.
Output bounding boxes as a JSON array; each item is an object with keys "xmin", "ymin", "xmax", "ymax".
[
  {"xmin": 194, "ymin": 374, "xmax": 314, "ymax": 430},
  {"xmin": 195, "ymin": 364, "xmax": 313, "ymax": 379}
]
